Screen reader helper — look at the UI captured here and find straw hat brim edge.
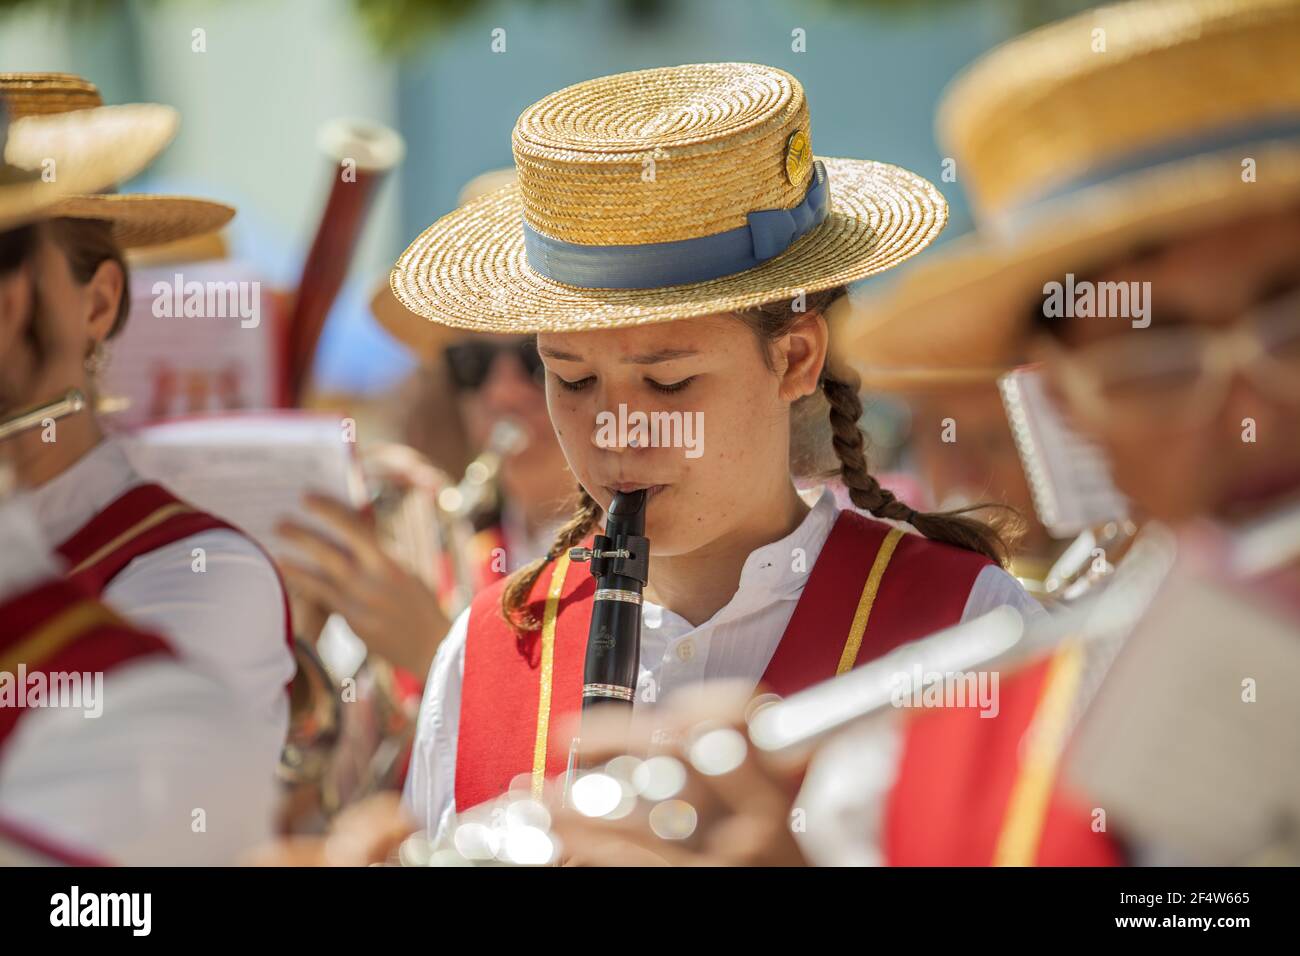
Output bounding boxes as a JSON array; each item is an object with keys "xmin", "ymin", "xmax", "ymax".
[
  {"xmin": 841, "ymin": 142, "xmax": 1300, "ymax": 371},
  {"xmin": 370, "ymin": 278, "xmax": 462, "ymax": 359},
  {"xmin": 2, "ymin": 103, "xmax": 232, "ymax": 247},
  {"xmin": 0, "ymin": 103, "xmax": 178, "ymax": 232},
  {"xmin": 390, "ymin": 156, "xmax": 949, "ymax": 335},
  {"xmin": 44, "ymin": 194, "xmax": 236, "ymax": 249}
]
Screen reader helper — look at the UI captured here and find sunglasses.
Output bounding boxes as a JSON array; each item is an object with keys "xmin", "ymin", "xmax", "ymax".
[
  {"xmin": 1050, "ymin": 284, "xmax": 1300, "ymax": 434},
  {"xmin": 444, "ymin": 337, "xmax": 545, "ymax": 391}
]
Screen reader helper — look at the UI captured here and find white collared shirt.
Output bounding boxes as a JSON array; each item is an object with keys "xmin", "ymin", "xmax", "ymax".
[
  {"xmin": 497, "ymin": 500, "xmax": 557, "ymax": 573},
  {"xmin": 0, "ymin": 498, "xmax": 275, "ymax": 864},
  {"xmin": 404, "ymin": 489, "xmax": 1043, "ymax": 844},
  {"xmin": 22, "ymin": 438, "xmax": 293, "ymax": 769}
]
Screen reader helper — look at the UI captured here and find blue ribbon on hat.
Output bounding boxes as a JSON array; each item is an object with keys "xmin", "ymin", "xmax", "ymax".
[
  {"xmin": 1001, "ymin": 115, "xmax": 1300, "ymax": 234},
  {"xmin": 522, "ymin": 160, "xmax": 830, "ymax": 289}
]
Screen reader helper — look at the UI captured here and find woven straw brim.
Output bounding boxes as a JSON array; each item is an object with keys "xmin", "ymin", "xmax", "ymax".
[
  {"xmin": 0, "ymin": 103, "xmax": 177, "ymax": 231},
  {"xmin": 841, "ymin": 141, "xmax": 1300, "ymax": 371},
  {"xmin": 42, "ymin": 194, "xmax": 235, "ymax": 249},
  {"xmin": 853, "ymin": 364, "xmax": 1006, "ymax": 391},
  {"xmin": 2, "ymin": 103, "xmax": 231, "ymax": 247},
  {"xmin": 125, "ymin": 228, "xmax": 229, "ymax": 267},
  {"xmin": 391, "ymin": 156, "xmax": 947, "ymax": 333}
]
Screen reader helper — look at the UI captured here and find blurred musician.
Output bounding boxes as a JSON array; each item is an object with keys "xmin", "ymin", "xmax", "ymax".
[
  {"xmin": 551, "ymin": 0, "xmax": 1300, "ymax": 866},
  {"xmin": 0, "ymin": 74, "xmax": 294, "ymax": 772},
  {"xmin": 389, "ymin": 168, "xmax": 572, "ymax": 591},
  {"xmin": 276, "ymin": 169, "xmax": 573, "ymax": 681},
  {"xmin": 0, "ymin": 104, "xmax": 276, "ymax": 863}
]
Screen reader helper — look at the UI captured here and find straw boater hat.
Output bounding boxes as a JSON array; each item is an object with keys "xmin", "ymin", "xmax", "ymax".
[
  {"xmin": 1, "ymin": 87, "xmax": 168, "ymax": 232},
  {"xmin": 390, "ymin": 62, "xmax": 948, "ymax": 334},
  {"xmin": 841, "ymin": 0, "xmax": 1300, "ymax": 372},
  {"xmin": 0, "ymin": 73, "xmax": 233, "ymax": 247}
]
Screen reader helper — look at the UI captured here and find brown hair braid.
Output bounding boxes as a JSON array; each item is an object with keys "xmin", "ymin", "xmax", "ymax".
[
  {"xmin": 749, "ymin": 284, "xmax": 1014, "ymax": 565},
  {"xmin": 500, "ymin": 484, "xmax": 602, "ymax": 636},
  {"xmin": 819, "ymin": 357, "xmax": 1012, "ymax": 564}
]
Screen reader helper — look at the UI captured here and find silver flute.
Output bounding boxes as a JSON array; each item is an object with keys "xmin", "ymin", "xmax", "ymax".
[
  {"xmin": 748, "ymin": 502, "xmax": 1300, "ymax": 756},
  {"xmin": 0, "ymin": 388, "xmax": 86, "ymax": 441}
]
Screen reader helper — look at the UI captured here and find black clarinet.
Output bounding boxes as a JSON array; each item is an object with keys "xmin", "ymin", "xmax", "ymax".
[
  {"xmin": 568, "ymin": 490, "xmax": 650, "ymax": 718},
  {"xmin": 563, "ymin": 490, "xmax": 649, "ymax": 787}
]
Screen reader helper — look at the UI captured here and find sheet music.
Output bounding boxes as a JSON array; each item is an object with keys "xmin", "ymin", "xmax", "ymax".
[
  {"xmin": 1064, "ymin": 562, "xmax": 1300, "ymax": 864},
  {"xmin": 122, "ymin": 413, "xmax": 367, "ymax": 561},
  {"xmin": 100, "ymin": 261, "xmax": 279, "ymax": 428},
  {"xmin": 998, "ymin": 366, "xmax": 1129, "ymax": 537}
]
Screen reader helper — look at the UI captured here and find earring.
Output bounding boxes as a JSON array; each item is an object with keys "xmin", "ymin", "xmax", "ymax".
[{"xmin": 84, "ymin": 340, "xmax": 109, "ymax": 377}]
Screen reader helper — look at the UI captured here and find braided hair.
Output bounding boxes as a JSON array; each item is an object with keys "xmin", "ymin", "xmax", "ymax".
[
  {"xmin": 819, "ymin": 354, "xmax": 1012, "ymax": 564},
  {"xmin": 500, "ymin": 484, "xmax": 602, "ymax": 636}
]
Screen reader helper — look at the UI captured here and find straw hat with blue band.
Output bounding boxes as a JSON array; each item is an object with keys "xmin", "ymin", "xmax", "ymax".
[
  {"xmin": 0, "ymin": 73, "xmax": 234, "ymax": 248},
  {"xmin": 390, "ymin": 62, "xmax": 948, "ymax": 334},
  {"xmin": 840, "ymin": 0, "xmax": 1300, "ymax": 371},
  {"xmin": 521, "ymin": 159, "xmax": 831, "ymax": 289}
]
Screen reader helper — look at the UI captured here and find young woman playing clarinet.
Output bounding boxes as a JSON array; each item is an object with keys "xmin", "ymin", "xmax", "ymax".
[
  {"xmin": 0, "ymin": 74, "xmax": 295, "ymax": 772},
  {"xmin": 390, "ymin": 63, "xmax": 1041, "ymax": 844}
]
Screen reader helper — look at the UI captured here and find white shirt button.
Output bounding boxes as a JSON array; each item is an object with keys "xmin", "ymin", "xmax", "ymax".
[
  {"xmin": 644, "ymin": 603, "xmax": 663, "ymax": 629},
  {"xmin": 675, "ymin": 640, "xmax": 696, "ymax": 662}
]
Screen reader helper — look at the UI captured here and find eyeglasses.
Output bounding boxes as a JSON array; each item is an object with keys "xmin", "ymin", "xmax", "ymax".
[
  {"xmin": 1051, "ymin": 285, "xmax": 1300, "ymax": 433},
  {"xmin": 444, "ymin": 338, "xmax": 545, "ymax": 392}
]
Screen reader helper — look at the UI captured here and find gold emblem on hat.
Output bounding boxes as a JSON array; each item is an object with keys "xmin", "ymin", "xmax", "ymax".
[{"xmin": 784, "ymin": 129, "xmax": 811, "ymax": 185}]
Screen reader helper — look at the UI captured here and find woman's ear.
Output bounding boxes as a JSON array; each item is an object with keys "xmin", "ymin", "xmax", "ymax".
[
  {"xmin": 777, "ymin": 310, "xmax": 829, "ymax": 402},
  {"xmin": 83, "ymin": 257, "xmax": 124, "ymax": 348}
]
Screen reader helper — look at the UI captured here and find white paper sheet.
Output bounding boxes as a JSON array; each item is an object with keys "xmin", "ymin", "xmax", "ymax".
[{"xmin": 122, "ymin": 413, "xmax": 367, "ymax": 560}]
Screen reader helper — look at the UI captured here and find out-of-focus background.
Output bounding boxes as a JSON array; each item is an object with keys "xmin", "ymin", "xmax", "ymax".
[{"xmin": 0, "ymin": 0, "xmax": 1094, "ymax": 395}]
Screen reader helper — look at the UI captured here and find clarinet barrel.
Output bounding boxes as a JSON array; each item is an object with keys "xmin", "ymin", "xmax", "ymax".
[{"xmin": 571, "ymin": 489, "xmax": 649, "ymax": 715}]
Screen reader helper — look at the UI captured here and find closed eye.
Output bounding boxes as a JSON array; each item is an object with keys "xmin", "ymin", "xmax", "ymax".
[
  {"xmin": 554, "ymin": 373, "xmax": 595, "ymax": 392},
  {"xmin": 648, "ymin": 376, "xmax": 695, "ymax": 394}
]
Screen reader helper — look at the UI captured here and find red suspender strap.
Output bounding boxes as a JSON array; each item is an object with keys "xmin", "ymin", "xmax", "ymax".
[
  {"xmin": 883, "ymin": 644, "xmax": 1124, "ymax": 866},
  {"xmin": 761, "ymin": 511, "xmax": 991, "ymax": 696},
  {"xmin": 0, "ymin": 814, "xmax": 109, "ymax": 866},
  {"xmin": 432, "ymin": 526, "xmax": 507, "ymax": 609},
  {"xmin": 57, "ymin": 483, "xmax": 228, "ymax": 594},
  {"xmin": 0, "ymin": 578, "xmax": 173, "ymax": 751},
  {"xmin": 54, "ymin": 483, "xmax": 294, "ymax": 656},
  {"xmin": 456, "ymin": 549, "xmax": 596, "ymax": 813}
]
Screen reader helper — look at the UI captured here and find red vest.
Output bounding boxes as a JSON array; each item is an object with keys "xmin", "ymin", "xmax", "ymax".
[
  {"xmin": 455, "ymin": 509, "xmax": 992, "ymax": 813},
  {"xmin": 53, "ymin": 482, "xmax": 294, "ymax": 660},
  {"xmin": 884, "ymin": 645, "xmax": 1126, "ymax": 866},
  {"xmin": 0, "ymin": 571, "xmax": 177, "ymax": 868},
  {"xmin": 0, "ymin": 578, "xmax": 173, "ymax": 756}
]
